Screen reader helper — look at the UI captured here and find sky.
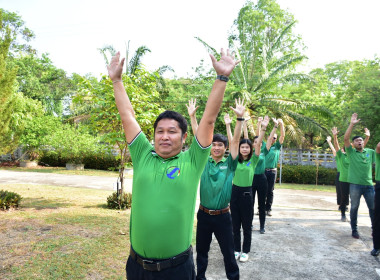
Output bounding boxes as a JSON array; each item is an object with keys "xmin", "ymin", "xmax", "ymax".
[{"xmin": 1, "ymin": 0, "xmax": 379, "ymax": 78}]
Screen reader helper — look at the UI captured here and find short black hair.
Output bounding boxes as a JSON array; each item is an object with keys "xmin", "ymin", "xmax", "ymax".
[
  {"xmin": 352, "ymin": 135, "xmax": 363, "ymax": 142},
  {"xmin": 238, "ymin": 138, "xmax": 253, "ymax": 163},
  {"xmin": 213, "ymin": 133, "xmax": 228, "ymax": 148},
  {"xmin": 154, "ymin": 110, "xmax": 187, "ymax": 136}
]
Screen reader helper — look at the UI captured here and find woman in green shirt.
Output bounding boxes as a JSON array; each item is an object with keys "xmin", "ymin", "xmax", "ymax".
[{"xmin": 230, "ymin": 116, "xmax": 269, "ymax": 263}]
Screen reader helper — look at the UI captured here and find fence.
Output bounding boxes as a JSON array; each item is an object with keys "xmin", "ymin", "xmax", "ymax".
[{"xmin": 280, "ymin": 148, "xmax": 336, "ymax": 169}]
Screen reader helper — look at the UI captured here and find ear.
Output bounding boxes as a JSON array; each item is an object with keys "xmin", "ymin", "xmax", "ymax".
[{"xmin": 182, "ymin": 132, "xmax": 188, "ymax": 144}]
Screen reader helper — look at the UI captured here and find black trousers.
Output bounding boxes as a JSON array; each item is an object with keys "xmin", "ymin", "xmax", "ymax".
[
  {"xmin": 126, "ymin": 249, "xmax": 196, "ymax": 280},
  {"xmin": 265, "ymin": 169, "xmax": 277, "ymax": 211},
  {"xmin": 373, "ymin": 182, "xmax": 380, "ymax": 250},
  {"xmin": 252, "ymin": 173, "xmax": 268, "ymax": 229},
  {"xmin": 335, "ymin": 172, "xmax": 341, "ymax": 205},
  {"xmin": 196, "ymin": 209, "xmax": 239, "ymax": 280},
  {"xmin": 230, "ymin": 184, "xmax": 253, "ymax": 253},
  {"xmin": 339, "ymin": 181, "xmax": 350, "ymax": 208}
]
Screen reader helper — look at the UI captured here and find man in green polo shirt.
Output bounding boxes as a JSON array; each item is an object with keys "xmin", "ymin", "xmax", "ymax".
[
  {"xmin": 187, "ymin": 98, "xmax": 244, "ymax": 280},
  {"xmin": 108, "ymin": 49, "xmax": 240, "ymax": 280},
  {"xmin": 344, "ymin": 113, "xmax": 375, "ymax": 239}
]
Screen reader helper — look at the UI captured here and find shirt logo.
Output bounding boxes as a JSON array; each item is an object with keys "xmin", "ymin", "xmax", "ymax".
[
  {"xmin": 220, "ymin": 166, "xmax": 227, "ymax": 170},
  {"xmin": 166, "ymin": 166, "xmax": 180, "ymax": 179},
  {"xmin": 246, "ymin": 161, "xmax": 251, "ymax": 166}
]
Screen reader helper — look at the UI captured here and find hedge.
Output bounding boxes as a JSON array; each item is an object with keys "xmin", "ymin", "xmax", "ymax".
[
  {"xmin": 0, "ymin": 190, "xmax": 22, "ymax": 210},
  {"xmin": 279, "ymin": 164, "xmax": 337, "ymax": 185}
]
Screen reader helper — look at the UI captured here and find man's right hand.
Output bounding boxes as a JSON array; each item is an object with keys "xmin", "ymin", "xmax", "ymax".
[
  {"xmin": 331, "ymin": 127, "xmax": 338, "ymax": 136},
  {"xmin": 186, "ymin": 98, "xmax": 199, "ymax": 117},
  {"xmin": 107, "ymin": 52, "xmax": 125, "ymax": 82},
  {"xmin": 350, "ymin": 113, "xmax": 360, "ymax": 125}
]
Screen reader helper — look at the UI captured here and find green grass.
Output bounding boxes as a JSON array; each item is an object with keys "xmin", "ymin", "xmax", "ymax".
[
  {"xmin": 0, "ymin": 166, "xmax": 132, "ymax": 178},
  {"xmin": 276, "ymin": 183, "xmax": 335, "ymax": 192},
  {"xmin": 0, "ymin": 184, "xmax": 129, "ymax": 280}
]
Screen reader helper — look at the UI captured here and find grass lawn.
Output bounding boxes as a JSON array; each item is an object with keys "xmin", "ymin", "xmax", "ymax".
[
  {"xmin": 0, "ymin": 166, "xmax": 132, "ymax": 178},
  {"xmin": 0, "ymin": 184, "xmax": 130, "ymax": 280}
]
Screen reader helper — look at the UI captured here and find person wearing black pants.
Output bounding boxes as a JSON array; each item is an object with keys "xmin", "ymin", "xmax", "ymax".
[
  {"xmin": 231, "ymin": 185, "xmax": 254, "ymax": 256},
  {"xmin": 371, "ymin": 142, "xmax": 380, "ymax": 256},
  {"xmin": 252, "ymin": 173, "xmax": 268, "ymax": 233}
]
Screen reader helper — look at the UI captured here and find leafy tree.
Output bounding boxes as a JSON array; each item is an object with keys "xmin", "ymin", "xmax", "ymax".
[
  {"xmin": 196, "ymin": 0, "xmax": 333, "ymax": 147},
  {"xmin": 73, "ymin": 67, "xmax": 162, "ymax": 194},
  {"xmin": 0, "ymin": 10, "xmax": 42, "ymax": 155}
]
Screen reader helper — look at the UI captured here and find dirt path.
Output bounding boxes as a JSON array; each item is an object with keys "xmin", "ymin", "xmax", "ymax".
[{"xmin": 1, "ymin": 170, "xmax": 378, "ymax": 279}]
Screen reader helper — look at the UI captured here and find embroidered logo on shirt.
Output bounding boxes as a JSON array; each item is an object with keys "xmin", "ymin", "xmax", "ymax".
[
  {"xmin": 166, "ymin": 166, "xmax": 180, "ymax": 179},
  {"xmin": 246, "ymin": 162, "xmax": 251, "ymax": 166},
  {"xmin": 220, "ymin": 166, "xmax": 228, "ymax": 170}
]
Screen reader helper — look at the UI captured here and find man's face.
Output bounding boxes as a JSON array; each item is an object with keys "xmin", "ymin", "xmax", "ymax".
[
  {"xmin": 211, "ymin": 141, "xmax": 226, "ymax": 161},
  {"xmin": 271, "ymin": 133, "xmax": 278, "ymax": 145},
  {"xmin": 154, "ymin": 119, "xmax": 187, "ymax": 159},
  {"xmin": 353, "ymin": 137, "xmax": 364, "ymax": 150}
]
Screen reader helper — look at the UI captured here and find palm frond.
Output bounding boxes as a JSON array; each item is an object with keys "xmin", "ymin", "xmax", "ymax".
[
  {"xmin": 266, "ymin": 21, "xmax": 297, "ymax": 62},
  {"xmin": 97, "ymin": 45, "xmax": 117, "ymax": 66},
  {"xmin": 128, "ymin": 46, "xmax": 151, "ymax": 75},
  {"xmin": 194, "ymin": 37, "xmax": 219, "ymax": 59}
]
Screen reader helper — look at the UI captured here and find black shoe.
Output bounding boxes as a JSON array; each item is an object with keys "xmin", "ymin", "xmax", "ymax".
[
  {"xmin": 371, "ymin": 249, "xmax": 380, "ymax": 256},
  {"xmin": 341, "ymin": 215, "xmax": 347, "ymax": 222},
  {"xmin": 266, "ymin": 210, "xmax": 272, "ymax": 216},
  {"xmin": 260, "ymin": 228, "xmax": 265, "ymax": 234},
  {"xmin": 352, "ymin": 230, "xmax": 360, "ymax": 239}
]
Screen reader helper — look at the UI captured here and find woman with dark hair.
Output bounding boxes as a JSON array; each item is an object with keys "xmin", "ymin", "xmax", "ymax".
[{"xmin": 228, "ymin": 116, "xmax": 269, "ymax": 263}]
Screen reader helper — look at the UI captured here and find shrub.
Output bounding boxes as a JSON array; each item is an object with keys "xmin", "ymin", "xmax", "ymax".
[
  {"xmin": 0, "ymin": 190, "xmax": 22, "ymax": 210},
  {"xmin": 280, "ymin": 164, "xmax": 336, "ymax": 185},
  {"xmin": 107, "ymin": 192, "xmax": 132, "ymax": 210}
]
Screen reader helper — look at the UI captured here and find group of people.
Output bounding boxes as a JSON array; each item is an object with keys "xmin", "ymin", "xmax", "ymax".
[
  {"xmin": 326, "ymin": 114, "xmax": 380, "ymax": 257},
  {"xmin": 108, "ymin": 49, "xmax": 380, "ymax": 280}
]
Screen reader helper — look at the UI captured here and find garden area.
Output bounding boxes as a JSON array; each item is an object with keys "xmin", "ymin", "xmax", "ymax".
[{"xmin": 1, "ymin": 0, "xmax": 379, "ymax": 278}]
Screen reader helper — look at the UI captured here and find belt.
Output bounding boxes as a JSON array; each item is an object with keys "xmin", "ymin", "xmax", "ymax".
[
  {"xmin": 199, "ymin": 204, "xmax": 230, "ymax": 215},
  {"xmin": 130, "ymin": 246, "xmax": 192, "ymax": 272},
  {"xmin": 265, "ymin": 168, "xmax": 277, "ymax": 171}
]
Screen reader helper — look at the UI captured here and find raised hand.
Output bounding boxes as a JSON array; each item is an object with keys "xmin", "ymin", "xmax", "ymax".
[
  {"xmin": 278, "ymin": 119, "xmax": 284, "ymax": 126},
  {"xmin": 272, "ymin": 118, "xmax": 279, "ymax": 127},
  {"xmin": 326, "ymin": 136, "xmax": 332, "ymax": 142},
  {"xmin": 107, "ymin": 52, "xmax": 125, "ymax": 82},
  {"xmin": 230, "ymin": 98, "xmax": 245, "ymax": 118},
  {"xmin": 261, "ymin": 115, "xmax": 270, "ymax": 128},
  {"xmin": 210, "ymin": 48, "xmax": 241, "ymax": 77},
  {"xmin": 350, "ymin": 113, "xmax": 360, "ymax": 125},
  {"xmin": 224, "ymin": 113, "xmax": 232, "ymax": 125},
  {"xmin": 186, "ymin": 98, "xmax": 199, "ymax": 117},
  {"xmin": 331, "ymin": 127, "xmax": 338, "ymax": 136},
  {"xmin": 364, "ymin": 128, "xmax": 370, "ymax": 137}
]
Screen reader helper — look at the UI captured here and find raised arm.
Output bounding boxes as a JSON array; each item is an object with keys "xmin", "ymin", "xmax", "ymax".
[
  {"xmin": 224, "ymin": 113, "xmax": 233, "ymax": 145},
  {"xmin": 108, "ymin": 52, "xmax": 141, "ymax": 143},
  {"xmin": 229, "ymin": 98, "xmax": 245, "ymax": 160},
  {"xmin": 344, "ymin": 113, "xmax": 360, "ymax": 148},
  {"xmin": 364, "ymin": 128, "xmax": 370, "ymax": 147},
  {"xmin": 255, "ymin": 116, "xmax": 269, "ymax": 156},
  {"xmin": 243, "ymin": 118, "xmax": 249, "ymax": 139},
  {"xmin": 377, "ymin": 142, "xmax": 380, "ymax": 154},
  {"xmin": 331, "ymin": 127, "xmax": 340, "ymax": 151},
  {"xmin": 278, "ymin": 119, "xmax": 285, "ymax": 144},
  {"xmin": 266, "ymin": 118, "xmax": 278, "ymax": 151},
  {"xmin": 196, "ymin": 49, "xmax": 240, "ymax": 147},
  {"xmin": 326, "ymin": 136, "xmax": 336, "ymax": 157},
  {"xmin": 255, "ymin": 117, "xmax": 263, "ymax": 137},
  {"xmin": 186, "ymin": 98, "xmax": 199, "ymax": 136}
]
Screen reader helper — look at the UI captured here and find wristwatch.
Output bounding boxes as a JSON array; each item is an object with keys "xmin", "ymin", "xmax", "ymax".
[{"xmin": 216, "ymin": 75, "xmax": 229, "ymax": 82}]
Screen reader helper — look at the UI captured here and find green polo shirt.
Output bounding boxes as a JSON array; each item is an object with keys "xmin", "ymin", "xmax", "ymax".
[
  {"xmin": 200, "ymin": 154, "xmax": 238, "ymax": 210},
  {"xmin": 336, "ymin": 150, "xmax": 349, "ymax": 183},
  {"xmin": 376, "ymin": 152, "xmax": 380, "ymax": 182},
  {"xmin": 254, "ymin": 146, "xmax": 269, "ymax": 175},
  {"xmin": 128, "ymin": 132, "xmax": 210, "ymax": 259},
  {"xmin": 232, "ymin": 154, "xmax": 260, "ymax": 187},
  {"xmin": 346, "ymin": 146, "xmax": 375, "ymax": 186},
  {"xmin": 265, "ymin": 141, "xmax": 282, "ymax": 169},
  {"xmin": 335, "ymin": 155, "xmax": 342, "ymax": 173}
]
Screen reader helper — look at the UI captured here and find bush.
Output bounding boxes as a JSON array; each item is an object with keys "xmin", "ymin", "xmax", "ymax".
[
  {"xmin": 280, "ymin": 164, "xmax": 336, "ymax": 185},
  {"xmin": 40, "ymin": 150, "xmax": 119, "ymax": 170},
  {"xmin": 0, "ymin": 190, "xmax": 22, "ymax": 210},
  {"xmin": 107, "ymin": 192, "xmax": 132, "ymax": 209}
]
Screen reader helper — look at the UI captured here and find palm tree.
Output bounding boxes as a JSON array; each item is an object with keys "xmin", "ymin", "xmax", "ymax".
[{"xmin": 196, "ymin": 0, "xmax": 332, "ymax": 147}]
